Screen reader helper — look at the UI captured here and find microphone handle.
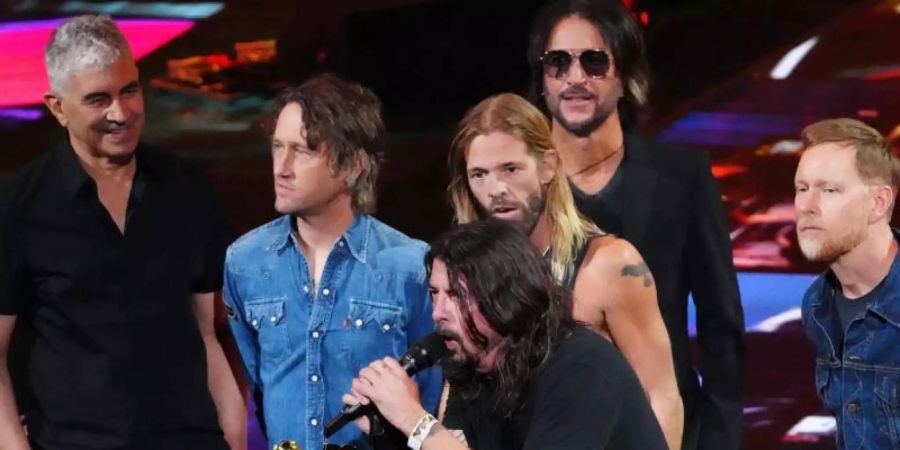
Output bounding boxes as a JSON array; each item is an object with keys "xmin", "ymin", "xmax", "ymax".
[
  {"xmin": 324, "ymin": 402, "xmax": 373, "ymax": 438},
  {"xmin": 324, "ymin": 358, "xmax": 417, "ymax": 438}
]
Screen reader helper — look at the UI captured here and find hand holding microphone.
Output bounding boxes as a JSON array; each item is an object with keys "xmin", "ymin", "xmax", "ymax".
[{"xmin": 328, "ymin": 333, "xmax": 448, "ymax": 438}]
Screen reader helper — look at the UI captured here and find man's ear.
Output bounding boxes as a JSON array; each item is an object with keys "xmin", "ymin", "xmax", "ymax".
[
  {"xmin": 43, "ymin": 92, "xmax": 68, "ymax": 127},
  {"xmin": 870, "ymin": 184, "xmax": 895, "ymax": 224},
  {"xmin": 539, "ymin": 148, "xmax": 559, "ymax": 185},
  {"xmin": 346, "ymin": 151, "xmax": 369, "ymax": 187}
]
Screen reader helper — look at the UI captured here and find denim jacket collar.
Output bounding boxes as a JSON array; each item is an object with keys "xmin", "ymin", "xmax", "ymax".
[
  {"xmin": 267, "ymin": 214, "xmax": 370, "ymax": 264},
  {"xmin": 811, "ymin": 228, "xmax": 900, "ymax": 328}
]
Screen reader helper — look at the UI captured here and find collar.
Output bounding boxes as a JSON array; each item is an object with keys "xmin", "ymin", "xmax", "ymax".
[
  {"xmin": 50, "ymin": 138, "xmax": 159, "ymax": 199},
  {"xmin": 270, "ymin": 214, "xmax": 370, "ymax": 264},
  {"xmin": 815, "ymin": 228, "xmax": 900, "ymax": 327}
]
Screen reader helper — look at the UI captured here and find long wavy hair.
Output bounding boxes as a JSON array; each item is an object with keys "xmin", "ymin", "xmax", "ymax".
[
  {"xmin": 426, "ymin": 219, "xmax": 577, "ymax": 415},
  {"xmin": 527, "ymin": 0, "xmax": 650, "ymax": 130},
  {"xmin": 448, "ymin": 93, "xmax": 600, "ymax": 281}
]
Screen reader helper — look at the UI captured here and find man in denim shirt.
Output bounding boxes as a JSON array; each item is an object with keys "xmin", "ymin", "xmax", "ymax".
[
  {"xmin": 796, "ymin": 118, "xmax": 900, "ymax": 449},
  {"xmin": 223, "ymin": 74, "xmax": 441, "ymax": 450}
]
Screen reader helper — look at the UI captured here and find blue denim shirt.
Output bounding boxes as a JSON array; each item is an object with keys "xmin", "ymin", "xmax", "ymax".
[
  {"xmin": 801, "ymin": 229, "xmax": 900, "ymax": 450},
  {"xmin": 223, "ymin": 214, "xmax": 441, "ymax": 450}
]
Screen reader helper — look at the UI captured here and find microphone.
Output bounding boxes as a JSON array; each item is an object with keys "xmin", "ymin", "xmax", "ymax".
[{"xmin": 323, "ymin": 332, "xmax": 449, "ymax": 438}]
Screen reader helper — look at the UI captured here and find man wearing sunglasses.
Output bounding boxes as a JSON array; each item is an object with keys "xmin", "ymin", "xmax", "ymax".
[{"xmin": 527, "ymin": 1, "xmax": 746, "ymax": 450}]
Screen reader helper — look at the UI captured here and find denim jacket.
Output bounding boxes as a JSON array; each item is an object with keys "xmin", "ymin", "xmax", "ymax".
[
  {"xmin": 224, "ymin": 214, "xmax": 441, "ymax": 450},
  {"xmin": 801, "ymin": 229, "xmax": 900, "ymax": 450}
]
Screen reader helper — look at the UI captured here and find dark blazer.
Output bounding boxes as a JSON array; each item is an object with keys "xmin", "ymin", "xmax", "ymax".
[{"xmin": 573, "ymin": 132, "xmax": 747, "ymax": 450}]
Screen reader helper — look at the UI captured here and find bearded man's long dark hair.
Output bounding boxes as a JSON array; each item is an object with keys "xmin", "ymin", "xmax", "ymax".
[{"xmin": 425, "ymin": 219, "xmax": 577, "ymax": 415}]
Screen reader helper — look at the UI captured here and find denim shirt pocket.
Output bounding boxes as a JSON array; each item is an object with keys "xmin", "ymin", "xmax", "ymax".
[
  {"xmin": 874, "ymin": 372, "xmax": 900, "ymax": 448},
  {"xmin": 246, "ymin": 297, "xmax": 292, "ymax": 364},
  {"xmin": 340, "ymin": 298, "xmax": 403, "ymax": 368}
]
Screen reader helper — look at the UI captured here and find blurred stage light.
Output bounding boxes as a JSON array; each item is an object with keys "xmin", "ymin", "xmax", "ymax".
[
  {"xmin": 0, "ymin": 18, "xmax": 194, "ymax": 108},
  {"xmin": 770, "ymin": 36, "xmax": 819, "ymax": 80},
  {"xmin": 15, "ymin": 2, "xmax": 223, "ymax": 19}
]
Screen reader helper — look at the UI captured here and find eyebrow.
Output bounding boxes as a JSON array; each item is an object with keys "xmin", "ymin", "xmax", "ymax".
[
  {"xmin": 120, "ymin": 81, "xmax": 140, "ymax": 92},
  {"xmin": 82, "ymin": 91, "xmax": 109, "ymax": 103},
  {"xmin": 81, "ymin": 81, "xmax": 140, "ymax": 103}
]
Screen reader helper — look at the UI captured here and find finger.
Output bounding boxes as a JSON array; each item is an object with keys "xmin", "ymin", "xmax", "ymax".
[
  {"xmin": 359, "ymin": 366, "xmax": 381, "ymax": 384},
  {"xmin": 354, "ymin": 415, "xmax": 371, "ymax": 435},
  {"xmin": 367, "ymin": 359, "xmax": 388, "ymax": 376},
  {"xmin": 342, "ymin": 393, "xmax": 362, "ymax": 407},
  {"xmin": 350, "ymin": 380, "xmax": 372, "ymax": 404},
  {"xmin": 382, "ymin": 357, "xmax": 407, "ymax": 375}
]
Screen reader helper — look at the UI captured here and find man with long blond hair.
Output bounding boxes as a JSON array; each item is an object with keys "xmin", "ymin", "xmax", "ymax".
[{"xmin": 446, "ymin": 92, "xmax": 682, "ymax": 449}]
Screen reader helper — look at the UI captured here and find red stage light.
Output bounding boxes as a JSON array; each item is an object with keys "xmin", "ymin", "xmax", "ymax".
[{"xmin": 0, "ymin": 18, "xmax": 194, "ymax": 107}]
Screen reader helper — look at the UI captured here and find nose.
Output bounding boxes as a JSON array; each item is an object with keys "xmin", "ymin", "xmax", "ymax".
[
  {"xmin": 795, "ymin": 189, "xmax": 819, "ymax": 216},
  {"xmin": 431, "ymin": 294, "xmax": 448, "ymax": 324},
  {"xmin": 106, "ymin": 98, "xmax": 129, "ymax": 123},
  {"xmin": 273, "ymin": 149, "xmax": 293, "ymax": 179},
  {"xmin": 486, "ymin": 174, "xmax": 509, "ymax": 199},
  {"xmin": 565, "ymin": 57, "xmax": 587, "ymax": 84}
]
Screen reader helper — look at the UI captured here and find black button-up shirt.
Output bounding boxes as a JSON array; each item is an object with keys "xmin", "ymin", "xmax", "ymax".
[{"xmin": 0, "ymin": 140, "xmax": 231, "ymax": 450}]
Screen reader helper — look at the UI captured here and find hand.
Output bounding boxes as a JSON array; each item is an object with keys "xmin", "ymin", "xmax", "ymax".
[
  {"xmin": 341, "ymin": 393, "xmax": 372, "ymax": 435},
  {"xmin": 350, "ymin": 357, "xmax": 427, "ymax": 434}
]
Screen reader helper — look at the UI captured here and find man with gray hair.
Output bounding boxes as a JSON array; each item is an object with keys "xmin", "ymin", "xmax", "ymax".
[{"xmin": 0, "ymin": 15, "xmax": 244, "ymax": 449}]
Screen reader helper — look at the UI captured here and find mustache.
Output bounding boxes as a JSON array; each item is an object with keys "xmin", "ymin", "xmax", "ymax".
[
  {"xmin": 560, "ymin": 85, "xmax": 595, "ymax": 98},
  {"xmin": 437, "ymin": 327, "xmax": 461, "ymax": 343},
  {"xmin": 488, "ymin": 198, "xmax": 520, "ymax": 210},
  {"xmin": 100, "ymin": 118, "xmax": 139, "ymax": 133}
]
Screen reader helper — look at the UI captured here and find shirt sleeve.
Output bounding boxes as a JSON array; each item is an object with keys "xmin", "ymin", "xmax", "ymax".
[
  {"xmin": 222, "ymin": 254, "xmax": 261, "ymax": 390},
  {"xmin": 686, "ymin": 152, "xmax": 747, "ymax": 448},
  {"xmin": 0, "ymin": 208, "xmax": 25, "ymax": 315},
  {"xmin": 522, "ymin": 358, "xmax": 667, "ymax": 450},
  {"xmin": 191, "ymin": 179, "xmax": 234, "ymax": 294},
  {"xmin": 522, "ymin": 361, "xmax": 617, "ymax": 450}
]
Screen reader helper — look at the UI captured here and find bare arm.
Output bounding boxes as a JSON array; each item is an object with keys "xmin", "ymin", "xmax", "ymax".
[
  {"xmin": 194, "ymin": 292, "xmax": 246, "ymax": 450},
  {"xmin": 574, "ymin": 237, "xmax": 683, "ymax": 450},
  {"xmin": 0, "ymin": 315, "xmax": 28, "ymax": 450}
]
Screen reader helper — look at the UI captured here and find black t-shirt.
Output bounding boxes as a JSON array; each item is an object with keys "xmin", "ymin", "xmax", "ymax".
[
  {"xmin": 443, "ymin": 327, "xmax": 667, "ymax": 450},
  {"xmin": 834, "ymin": 281, "xmax": 880, "ymax": 335},
  {"xmin": 0, "ymin": 141, "xmax": 232, "ymax": 450},
  {"xmin": 570, "ymin": 163, "xmax": 625, "ymax": 236}
]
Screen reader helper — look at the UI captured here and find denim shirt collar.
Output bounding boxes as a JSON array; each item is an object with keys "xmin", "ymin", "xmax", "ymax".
[
  {"xmin": 267, "ymin": 214, "xmax": 370, "ymax": 264},
  {"xmin": 812, "ymin": 228, "xmax": 900, "ymax": 327}
]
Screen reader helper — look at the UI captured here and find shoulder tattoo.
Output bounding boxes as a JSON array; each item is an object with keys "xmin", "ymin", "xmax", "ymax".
[{"xmin": 621, "ymin": 262, "xmax": 653, "ymax": 287}]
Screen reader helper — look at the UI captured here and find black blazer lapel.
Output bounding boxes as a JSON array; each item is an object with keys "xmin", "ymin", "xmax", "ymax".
[{"xmin": 620, "ymin": 133, "xmax": 658, "ymax": 247}]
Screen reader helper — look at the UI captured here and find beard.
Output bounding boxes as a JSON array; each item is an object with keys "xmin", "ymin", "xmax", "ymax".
[
  {"xmin": 437, "ymin": 327, "xmax": 480, "ymax": 384},
  {"xmin": 475, "ymin": 189, "xmax": 547, "ymax": 235},
  {"xmin": 545, "ymin": 82, "xmax": 622, "ymax": 138},
  {"xmin": 798, "ymin": 223, "xmax": 867, "ymax": 263}
]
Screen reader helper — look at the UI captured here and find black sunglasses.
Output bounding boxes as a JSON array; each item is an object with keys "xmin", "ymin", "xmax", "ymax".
[{"xmin": 541, "ymin": 49, "xmax": 612, "ymax": 79}]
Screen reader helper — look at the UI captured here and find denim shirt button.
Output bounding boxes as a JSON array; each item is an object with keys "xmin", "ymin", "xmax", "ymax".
[
  {"xmin": 270, "ymin": 316, "xmax": 277, "ymax": 323},
  {"xmin": 251, "ymin": 319, "xmax": 259, "ymax": 327},
  {"xmin": 355, "ymin": 319, "xmax": 364, "ymax": 328},
  {"xmin": 310, "ymin": 418, "xmax": 318, "ymax": 426},
  {"xmin": 303, "ymin": 285, "xmax": 310, "ymax": 294},
  {"xmin": 311, "ymin": 375, "xmax": 319, "ymax": 382},
  {"xmin": 311, "ymin": 331, "xmax": 321, "ymax": 339},
  {"xmin": 848, "ymin": 354, "xmax": 861, "ymax": 361},
  {"xmin": 382, "ymin": 324, "xmax": 391, "ymax": 332},
  {"xmin": 847, "ymin": 401, "xmax": 862, "ymax": 413},
  {"xmin": 322, "ymin": 288, "xmax": 331, "ymax": 296}
]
